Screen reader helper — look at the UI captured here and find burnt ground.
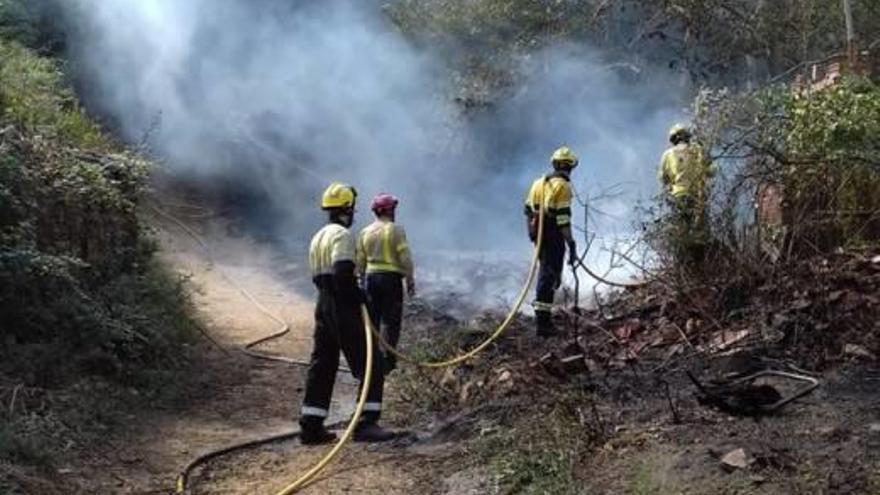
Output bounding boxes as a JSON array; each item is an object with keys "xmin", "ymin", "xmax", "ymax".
[
  {"xmin": 571, "ymin": 247, "xmax": 880, "ymax": 493},
  {"xmin": 376, "ymin": 313, "xmax": 880, "ymax": 495},
  {"xmin": 376, "ymin": 246, "xmax": 880, "ymax": 495},
  {"xmin": 581, "ymin": 355, "xmax": 880, "ymax": 494}
]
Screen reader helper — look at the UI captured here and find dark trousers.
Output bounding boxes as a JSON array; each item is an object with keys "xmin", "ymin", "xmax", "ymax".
[
  {"xmin": 365, "ymin": 272, "xmax": 404, "ymax": 371},
  {"xmin": 667, "ymin": 195, "xmax": 708, "ymax": 264},
  {"xmin": 301, "ymin": 282, "xmax": 385, "ymax": 425},
  {"xmin": 535, "ymin": 231, "xmax": 566, "ymax": 317}
]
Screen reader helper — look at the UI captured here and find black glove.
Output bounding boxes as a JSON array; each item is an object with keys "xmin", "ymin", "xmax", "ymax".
[
  {"xmin": 384, "ymin": 353, "xmax": 397, "ymax": 373},
  {"xmin": 527, "ymin": 217, "xmax": 538, "ymax": 243},
  {"xmin": 358, "ymin": 288, "xmax": 369, "ymax": 305},
  {"xmin": 568, "ymin": 242, "xmax": 578, "ymax": 266}
]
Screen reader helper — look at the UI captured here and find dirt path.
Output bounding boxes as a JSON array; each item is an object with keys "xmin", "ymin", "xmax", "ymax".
[{"xmin": 74, "ymin": 213, "xmax": 452, "ymax": 494}]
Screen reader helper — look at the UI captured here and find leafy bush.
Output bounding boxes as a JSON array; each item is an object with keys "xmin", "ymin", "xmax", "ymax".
[
  {"xmin": 784, "ymin": 78, "xmax": 880, "ymax": 245},
  {"xmin": 0, "ymin": 0, "xmax": 66, "ymax": 55},
  {"xmin": 387, "ymin": 0, "xmax": 880, "ymax": 88},
  {"xmin": 688, "ymin": 77, "xmax": 880, "ymax": 260},
  {"xmin": 387, "ymin": 0, "xmax": 597, "ymax": 54},
  {"xmin": 0, "ymin": 41, "xmax": 102, "ymax": 146},
  {"xmin": 0, "ymin": 39, "xmax": 194, "ymax": 386}
]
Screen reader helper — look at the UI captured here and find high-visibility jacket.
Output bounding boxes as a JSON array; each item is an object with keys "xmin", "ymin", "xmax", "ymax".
[
  {"xmin": 356, "ymin": 219, "xmax": 414, "ymax": 278},
  {"xmin": 659, "ymin": 142, "xmax": 713, "ymax": 198},
  {"xmin": 309, "ymin": 223, "xmax": 356, "ymax": 277},
  {"xmin": 524, "ymin": 171, "xmax": 573, "ymax": 229}
]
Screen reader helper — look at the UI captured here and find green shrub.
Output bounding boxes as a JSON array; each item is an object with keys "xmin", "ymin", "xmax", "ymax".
[
  {"xmin": 784, "ymin": 78, "xmax": 880, "ymax": 245},
  {"xmin": 0, "ymin": 41, "xmax": 103, "ymax": 147},
  {"xmin": 0, "ymin": 39, "xmax": 194, "ymax": 386},
  {"xmin": 0, "ymin": 0, "xmax": 66, "ymax": 55},
  {"xmin": 635, "ymin": 76, "xmax": 880, "ymax": 289},
  {"xmin": 386, "ymin": 0, "xmax": 596, "ymax": 53},
  {"xmin": 469, "ymin": 389, "xmax": 596, "ymax": 495}
]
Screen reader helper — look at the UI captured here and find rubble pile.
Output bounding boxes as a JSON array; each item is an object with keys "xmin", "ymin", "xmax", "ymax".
[
  {"xmin": 392, "ymin": 245, "xmax": 879, "ymax": 421},
  {"xmin": 566, "ymin": 246, "xmax": 880, "ymax": 372}
]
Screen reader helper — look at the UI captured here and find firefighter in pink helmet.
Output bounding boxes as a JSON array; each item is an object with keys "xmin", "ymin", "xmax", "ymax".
[{"xmin": 356, "ymin": 193, "xmax": 415, "ymax": 372}]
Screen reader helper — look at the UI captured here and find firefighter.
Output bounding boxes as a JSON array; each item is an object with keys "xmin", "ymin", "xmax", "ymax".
[
  {"xmin": 299, "ymin": 182, "xmax": 394, "ymax": 444},
  {"xmin": 524, "ymin": 146, "xmax": 579, "ymax": 337},
  {"xmin": 356, "ymin": 193, "xmax": 415, "ymax": 373},
  {"xmin": 658, "ymin": 124, "xmax": 714, "ymax": 262}
]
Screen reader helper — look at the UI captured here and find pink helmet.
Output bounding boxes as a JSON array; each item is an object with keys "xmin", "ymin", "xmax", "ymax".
[{"xmin": 371, "ymin": 193, "xmax": 399, "ymax": 214}]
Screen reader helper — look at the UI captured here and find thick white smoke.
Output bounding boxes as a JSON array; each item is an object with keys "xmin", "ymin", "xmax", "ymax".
[{"xmin": 63, "ymin": 0, "xmax": 686, "ymax": 303}]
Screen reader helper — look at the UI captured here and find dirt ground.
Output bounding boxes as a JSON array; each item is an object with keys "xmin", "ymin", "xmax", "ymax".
[
  {"xmin": 51, "ymin": 207, "xmax": 880, "ymax": 495},
  {"xmin": 61, "ymin": 210, "xmax": 457, "ymax": 494}
]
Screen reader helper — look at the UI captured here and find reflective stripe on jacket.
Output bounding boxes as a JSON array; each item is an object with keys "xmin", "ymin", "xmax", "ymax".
[
  {"xmin": 659, "ymin": 142, "xmax": 712, "ymax": 198},
  {"xmin": 524, "ymin": 172, "xmax": 573, "ymax": 228},
  {"xmin": 357, "ymin": 220, "xmax": 413, "ymax": 277},
  {"xmin": 309, "ymin": 223, "xmax": 356, "ymax": 277}
]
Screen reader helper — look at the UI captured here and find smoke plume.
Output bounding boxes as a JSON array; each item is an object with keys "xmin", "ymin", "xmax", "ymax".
[{"xmin": 61, "ymin": 0, "xmax": 685, "ymax": 301}]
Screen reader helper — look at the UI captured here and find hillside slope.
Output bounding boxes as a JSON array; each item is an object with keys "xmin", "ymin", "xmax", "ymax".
[{"xmin": 0, "ymin": 38, "xmax": 197, "ymax": 494}]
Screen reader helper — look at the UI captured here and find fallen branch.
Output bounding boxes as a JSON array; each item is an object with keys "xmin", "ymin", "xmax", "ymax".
[{"xmin": 8, "ymin": 383, "xmax": 22, "ymax": 416}]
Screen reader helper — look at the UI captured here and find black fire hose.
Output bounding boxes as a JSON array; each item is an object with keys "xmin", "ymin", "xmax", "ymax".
[
  {"xmin": 573, "ymin": 258, "xmax": 646, "ymax": 289},
  {"xmin": 174, "ymin": 421, "xmax": 347, "ymax": 493}
]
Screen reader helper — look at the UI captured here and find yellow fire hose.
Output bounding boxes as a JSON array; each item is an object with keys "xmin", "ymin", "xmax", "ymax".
[
  {"xmin": 368, "ymin": 201, "xmax": 546, "ymax": 368},
  {"xmin": 162, "ymin": 193, "xmax": 550, "ymax": 493},
  {"xmin": 369, "ymin": 192, "xmax": 646, "ymax": 366},
  {"xmin": 271, "ymin": 305, "xmax": 375, "ymax": 495},
  {"xmin": 160, "ymin": 184, "xmax": 645, "ymax": 493},
  {"xmin": 154, "ymin": 200, "xmax": 372, "ymax": 494},
  {"xmin": 268, "ymin": 194, "xmax": 552, "ymax": 493},
  {"xmin": 150, "ymin": 203, "xmax": 312, "ymax": 367},
  {"xmin": 172, "ymin": 307, "xmax": 373, "ymax": 494}
]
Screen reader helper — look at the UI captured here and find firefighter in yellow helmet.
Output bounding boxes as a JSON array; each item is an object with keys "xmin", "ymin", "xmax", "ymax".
[
  {"xmin": 524, "ymin": 146, "xmax": 579, "ymax": 337},
  {"xmin": 356, "ymin": 193, "xmax": 414, "ymax": 373},
  {"xmin": 299, "ymin": 182, "xmax": 394, "ymax": 444},
  {"xmin": 658, "ymin": 124, "xmax": 714, "ymax": 261}
]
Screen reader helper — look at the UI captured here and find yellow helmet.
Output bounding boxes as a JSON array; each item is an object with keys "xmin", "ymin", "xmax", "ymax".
[
  {"xmin": 550, "ymin": 146, "xmax": 578, "ymax": 168},
  {"xmin": 320, "ymin": 182, "xmax": 357, "ymax": 210},
  {"xmin": 668, "ymin": 123, "xmax": 691, "ymax": 141}
]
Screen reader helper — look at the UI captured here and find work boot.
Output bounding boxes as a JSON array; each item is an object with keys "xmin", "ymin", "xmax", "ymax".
[
  {"xmin": 536, "ymin": 311, "xmax": 558, "ymax": 338},
  {"xmin": 299, "ymin": 418, "xmax": 337, "ymax": 445},
  {"xmin": 353, "ymin": 422, "xmax": 396, "ymax": 443}
]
